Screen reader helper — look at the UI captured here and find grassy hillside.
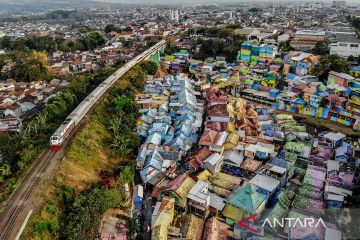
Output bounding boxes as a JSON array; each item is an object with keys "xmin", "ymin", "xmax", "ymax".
[
  {"xmin": 20, "ymin": 61, "xmax": 158, "ymax": 240},
  {"xmin": 20, "ymin": 105, "xmax": 122, "ymax": 240},
  {"xmin": 57, "ymin": 113, "xmax": 116, "ymax": 191}
]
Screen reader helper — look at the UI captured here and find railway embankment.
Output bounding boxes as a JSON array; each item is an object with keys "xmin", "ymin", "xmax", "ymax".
[{"xmin": 20, "ymin": 61, "xmax": 157, "ymax": 240}]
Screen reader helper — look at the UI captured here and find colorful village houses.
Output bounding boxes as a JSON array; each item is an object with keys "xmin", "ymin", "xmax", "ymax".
[{"xmin": 223, "ymin": 183, "xmax": 267, "ymax": 225}]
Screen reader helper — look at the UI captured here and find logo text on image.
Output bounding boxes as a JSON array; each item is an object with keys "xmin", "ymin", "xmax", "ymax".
[{"xmin": 237, "ymin": 214, "xmax": 327, "ymax": 234}]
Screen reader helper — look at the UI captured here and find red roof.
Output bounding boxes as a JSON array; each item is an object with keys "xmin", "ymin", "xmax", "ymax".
[
  {"xmin": 153, "ymin": 70, "xmax": 166, "ymax": 79},
  {"xmin": 206, "ymin": 121, "xmax": 228, "ymax": 132},
  {"xmin": 199, "ymin": 130, "xmax": 219, "ymax": 146},
  {"xmin": 71, "ymin": 59, "xmax": 82, "ymax": 65},
  {"xmin": 206, "ymin": 89, "xmax": 227, "ymax": 102},
  {"xmin": 193, "ymin": 147, "xmax": 213, "ymax": 162},
  {"xmin": 207, "ymin": 104, "xmax": 229, "ymax": 117}
]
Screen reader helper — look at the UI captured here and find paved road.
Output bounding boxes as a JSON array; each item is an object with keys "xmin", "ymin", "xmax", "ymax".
[{"xmin": 142, "ymin": 192, "xmax": 153, "ymax": 240}]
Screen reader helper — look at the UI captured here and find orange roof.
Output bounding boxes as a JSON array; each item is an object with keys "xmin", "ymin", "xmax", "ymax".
[
  {"xmin": 199, "ymin": 130, "xmax": 219, "ymax": 146},
  {"xmin": 192, "ymin": 147, "xmax": 213, "ymax": 162},
  {"xmin": 154, "ymin": 70, "xmax": 166, "ymax": 79},
  {"xmin": 240, "ymin": 158, "xmax": 262, "ymax": 172}
]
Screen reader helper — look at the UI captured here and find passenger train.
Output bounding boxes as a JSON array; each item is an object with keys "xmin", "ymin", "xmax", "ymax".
[{"xmin": 49, "ymin": 40, "xmax": 166, "ymax": 150}]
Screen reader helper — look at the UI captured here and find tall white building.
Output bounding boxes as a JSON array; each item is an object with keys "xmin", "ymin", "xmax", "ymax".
[{"xmin": 169, "ymin": 9, "xmax": 179, "ymax": 22}]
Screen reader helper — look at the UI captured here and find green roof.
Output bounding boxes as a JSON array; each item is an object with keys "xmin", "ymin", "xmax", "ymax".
[
  {"xmin": 243, "ymin": 79, "xmax": 254, "ymax": 85},
  {"xmin": 265, "ymin": 203, "xmax": 288, "ymax": 231},
  {"xmin": 280, "ymin": 122, "xmax": 306, "ymax": 132},
  {"xmin": 225, "ymin": 183, "xmax": 266, "ymax": 213},
  {"xmin": 284, "ymin": 141, "xmax": 305, "ymax": 152},
  {"xmin": 277, "ymin": 190, "xmax": 294, "ymax": 208}
]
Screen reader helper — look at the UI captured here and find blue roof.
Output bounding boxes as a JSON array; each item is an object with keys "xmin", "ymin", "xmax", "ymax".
[
  {"xmin": 269, "ymin": 156, "xmax": 290, "ymax": 169},
  {"xmin": 352, "ymin": 66, "xmax": 360, "ymax": 71},
  {"xmin": 270, "ymin": 89, "xmax": 280, "ymax": 93},
  {"xmin": 285, "ymin": 73, "xmax": 297, "ymax": 80}
]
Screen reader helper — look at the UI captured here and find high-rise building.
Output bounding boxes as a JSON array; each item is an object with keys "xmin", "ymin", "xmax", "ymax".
[
  {"xmin": 332, "ymin": 0, "xmax": 346, "ymax": 9},
  {"xmin": 169, "ymin": 9, "xmax": 179, "ymax": 22}
]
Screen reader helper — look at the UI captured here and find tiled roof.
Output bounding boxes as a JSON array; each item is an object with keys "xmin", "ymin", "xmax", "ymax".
[
  {"xmin": 199, "ymin": 130, "xmax": 219, "ymax": 146},
  {"xmin": 202, "ymin": 217, "xmax": 231, "ymax": 240},
  {"xmin": 240, "ymin": 158, "xmax": 262, "ymax": 172},
  {"xmin": 225, "ymin": 183, "xmax": 267, "ymax": 214},
  {"xmin": 210, "ymin": 172, "xmax": 242, "ymax": 191}
]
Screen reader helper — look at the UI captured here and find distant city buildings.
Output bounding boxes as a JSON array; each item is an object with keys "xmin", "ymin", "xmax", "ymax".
[{"xmin": 169, "ymin": 9, "xmax": 179, "ymax": 22}]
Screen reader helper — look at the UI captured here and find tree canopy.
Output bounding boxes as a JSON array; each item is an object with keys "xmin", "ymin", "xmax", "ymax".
[
  {"xmin": 310, "ymin": 54, "xmax": 351, "ymax": 80},
  {"xmin": 104, "ymin": 24, "xmax": 119, "ymax": 33},
  {"xmin": 311, "ymin": 40, "xmax": 330, "ymax": 55},
  {"xmin": 0, "ymin": 35, "xmax": 86, "ymax": 53},
  {"xmin": 279, "ymin": 40, "xmax": 294, "ymax": 52},
  {"xmin": 11, "ymin": 51, "xmax": 49, "ymax": 82},
  {"xmin": 85, "ymin": 32, "xmax": 105, "ymax": 50},
  {"xmin": 139, "ymin": 61, "xmax": 158, "ymax": 75}
]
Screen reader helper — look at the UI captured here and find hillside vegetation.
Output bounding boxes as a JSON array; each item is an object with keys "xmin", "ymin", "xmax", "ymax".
[{"xmin": 20, "ymin": 61, "xmax": 158, "ymax": 240}]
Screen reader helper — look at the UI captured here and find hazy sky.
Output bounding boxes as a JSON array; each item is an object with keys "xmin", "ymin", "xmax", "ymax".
[
  {"xmin": 0, "ymin": 0, "xmax": 359, "ymax": 5},
  {"xmin": 98, "ymin": 0, "xmax": 359, "ymax": 4}
]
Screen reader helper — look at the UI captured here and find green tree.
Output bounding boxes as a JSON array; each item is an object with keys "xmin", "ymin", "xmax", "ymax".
[
  {"xmin": 249, "ymin": 8, "xmax": 261, "ymax": 13},
  {"xmin": 279, "ymin": 40, "xmax": 294, "ymax": 52},
  {"xmin": 0, "ymin": 163, "xmax": 11, "ymax": 183},
  {"xmin": 104, "ymin": 24, "xmax": 118, "ymax": 33},
  {"xmin": 126, "ymin": 218, "xmax": 139, "ymax": 240},
  {"xmin": 34, "ymin": 220, "xmax": 48, "ymax": 234},
  {"xmin": 112, "ymin": 95, "xmax": 139, "ymax": 115},
  {"xmin": 11, "ymin": 51, "xmax": 49, "ymax": 82},
  {"xmin": 312, "ymin": 40, "xmax": 330, "ymax": 55},
  {"xmin": 0, "ymin": 134, "xmax": 21, "ymax": 167},
  {"xmin": 119, "ymin": 165, "xmax": 134, "ymax": 184},
  {"xmin": 49, "ymin": 218, "xmax": 60, "ymax": 233},
  {"xmin": 57, "ymin": 184, "xmax": 75, "ymax": 207},
  {"xmin": 103, "ymin": 189, "xmax": 122, "ymax": 207},
  {"xmin": 310, "ymin": 54, "xmax": 351, "ymax": 80},
  {"xmin": 18, "ymin": 145, "xmax": 38, "ymax": 170},
  {"xmin": 85, "ymin": 32, "xmax": 105, "ymax": 50},
  {"xmin": 139, "ymin": 61, "xmax": 158, "ymax": 75},
  {"xmin": 352, "ymin": 16, "xmax": 360, "ymax": 30},
  {"xmin": 65, "ymin": 188, "xmax": 113, "ymax": 239},
  {"xmin": 348, "ymin": 55, "xmax": 355, "ymax": 62},
  {"xmin": 110, "ymin": 134, "xmax": 132, "ymax": 157},
  {"xmin": 0, "ymin": 36, "xmax": 11, "ymax": 49}
]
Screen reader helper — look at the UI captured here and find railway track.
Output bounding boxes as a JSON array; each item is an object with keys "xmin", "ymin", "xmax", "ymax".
[{"xmin": 0, "ymin": 150, "xmax": 56, "ymax": 240}]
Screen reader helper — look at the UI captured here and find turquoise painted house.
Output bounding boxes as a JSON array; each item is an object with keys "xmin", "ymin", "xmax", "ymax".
[{"xmin": 223, "ymin": 183, "xmax": 267, "ymax": 225}]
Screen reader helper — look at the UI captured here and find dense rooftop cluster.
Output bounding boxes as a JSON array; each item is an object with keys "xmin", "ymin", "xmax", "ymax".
[{"xmin": 131, "ymin": 61, "xmax": 359, "ymax": 239}]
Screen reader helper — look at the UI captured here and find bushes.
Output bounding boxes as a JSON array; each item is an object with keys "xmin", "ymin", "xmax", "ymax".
[
  {"xmin": 64, "ymin": 187, "xmax": 122, "ymax": 239},
  {"xmin": 139, "ymin": 61, "xmax": 158, "ymax": 75},
  {"xmin": 33, "ymin": 218, "xmax": 60, "ymax": 236},
  {"xmin": 49, "ymin": 218, "xmax": 60, "ymax": 233},
  {"xmin": 45, "ymin": 201, "xmax": 57, "ymax": 214},
  {"xmin": 34, "ymin": 220, "xmax": 48, "ymax": 234}
]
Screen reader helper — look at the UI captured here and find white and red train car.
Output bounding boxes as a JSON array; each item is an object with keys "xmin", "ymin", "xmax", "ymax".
[{"xmin": 49, "ymin": 40, "xmax": 165, "ymax": 150}]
